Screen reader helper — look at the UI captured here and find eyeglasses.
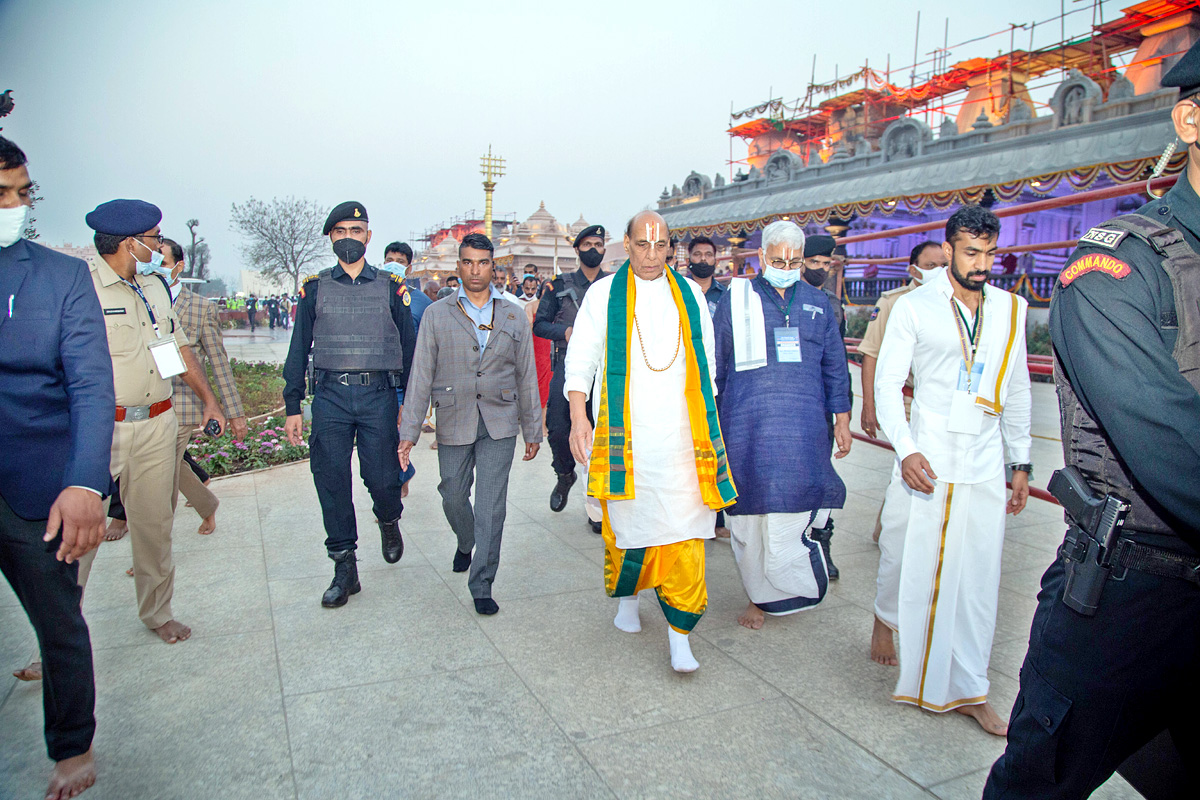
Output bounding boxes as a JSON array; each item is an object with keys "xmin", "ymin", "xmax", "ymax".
[
  {"xmin": 767, "ymin": 258, "xmax": 805, "ymax": 270},
  {"xmin": 135, "ymin": 234, "xmax": 165, "ymax": 245}
]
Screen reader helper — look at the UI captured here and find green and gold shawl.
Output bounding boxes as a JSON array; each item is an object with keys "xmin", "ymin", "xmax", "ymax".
[{"xmin": 587, "ymin": 261, "xmax": 737, "ymax": 510}]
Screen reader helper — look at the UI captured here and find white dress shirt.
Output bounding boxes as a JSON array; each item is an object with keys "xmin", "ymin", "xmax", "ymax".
[{"xmin": 874, "ymin": 269, "xmax": 1032, "ymax": 484}]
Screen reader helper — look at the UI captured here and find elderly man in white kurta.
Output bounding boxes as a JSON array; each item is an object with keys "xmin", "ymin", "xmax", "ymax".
[
  {"xmin": 874, "ymin": 205, "xmax": 1031, "ymax": 736},
  {"xmin": 566, "ymin": 210, "xmax": 736, "ymax": 673}
]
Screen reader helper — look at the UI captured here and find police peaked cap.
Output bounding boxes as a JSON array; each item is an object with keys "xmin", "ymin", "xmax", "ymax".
[
  {"xmin": 804, "ymin": 235, "xmax": 837, "ymax": 258},
  {"xmin": 1162, "ymin": 38, "xmax": 1200, "ymax": 98},
  {"xmin": 322, "ymin": 201, "xmax": 369, "ymax": 235},
  {"xmin": 573, "ymin": 225, "xmax": 606, "ymax": 249},
  {"xmin": 85, "ymin": 199, "xmax": 162, "ymax": 236}
]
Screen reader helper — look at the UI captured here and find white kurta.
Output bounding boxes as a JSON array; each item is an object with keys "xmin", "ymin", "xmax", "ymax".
[
  {"xmin": 564, "ymin": 271, "xmax": 717, "ymax": 551},
  {"xmin": 873, "ymin": 269, "xmax": 1031, "ymax": 710}
]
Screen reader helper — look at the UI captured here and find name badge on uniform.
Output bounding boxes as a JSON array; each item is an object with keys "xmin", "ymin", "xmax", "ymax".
[
  {"xmin": 774, "ymin": 327, "xmax": 801, "ymax": 363},
  {"xmin": 148, "ymin": 336, "xmax": 186, "ymax": 378}
]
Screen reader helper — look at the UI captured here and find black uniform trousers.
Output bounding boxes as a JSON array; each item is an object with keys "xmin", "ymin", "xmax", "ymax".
[
  {"xmin": 983, "ymin": 532, "xmax": 1200, "ymax": 799},
  {"xmin": 309, "ymin": 378, "xmax": 405, "ymax": 553},
  {"xmin": 0, "ymin": 491, "xmax": 95, "ymax": 761},
  {"xmin": 545, "ymin": 360, "xmax": 594, "ymax": 478}
]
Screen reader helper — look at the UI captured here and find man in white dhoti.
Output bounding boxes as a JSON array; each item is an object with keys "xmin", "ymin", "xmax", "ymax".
[
  {"xmin": 566, "ymin": 210, "xmax": 736, "ymax": 673},
  {"xmin": 874, "ymin": 205, "xmax": 1031, "ymax": 736},
  {"xmin": 711, "ymin": 221, "xmax": 853, "ymax": 629}
]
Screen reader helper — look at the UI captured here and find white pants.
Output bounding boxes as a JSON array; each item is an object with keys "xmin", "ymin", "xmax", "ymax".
[
  {"xmin": 729, "ymin": 512, "xmax": 828, "ymax": 615},
  {"xmin": 890, "ymin": 473, "xmax": 1006, "ymax": 712},
  {"xmin": 874, "ymin": 463, "xmax": 911, "ymax": 630}
]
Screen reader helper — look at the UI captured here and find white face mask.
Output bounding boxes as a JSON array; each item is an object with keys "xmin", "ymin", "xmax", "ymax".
[
  {"xmin": 0, "ymin": 205, "xmax": 30, "ymax": 248},
  {"xmin": 913, "ymin": 264, "xmax": 945, "ymax": 284}
]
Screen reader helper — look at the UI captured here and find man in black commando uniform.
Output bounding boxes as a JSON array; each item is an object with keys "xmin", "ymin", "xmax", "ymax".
[
  {"xmin": 282, "ymin": 201, "xmax": 417, "ymax": 607},
  {"xmin": 533, "ymin": 224, "xmax": 607, "ymax": 523},
  {"xmin": 984, "ymin": 46, "xmax": 1200, "ymax": 799}
]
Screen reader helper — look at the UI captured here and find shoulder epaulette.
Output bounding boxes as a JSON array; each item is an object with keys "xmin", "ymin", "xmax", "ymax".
[{"xmin": 302, "ymin": 273, "xmax": 320, "ymax": 284}]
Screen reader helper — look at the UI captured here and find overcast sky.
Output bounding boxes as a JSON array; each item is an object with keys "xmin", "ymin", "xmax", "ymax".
[{"xmin": 2, "ymin": 0, "xmax": 1094, "ymax": 285}]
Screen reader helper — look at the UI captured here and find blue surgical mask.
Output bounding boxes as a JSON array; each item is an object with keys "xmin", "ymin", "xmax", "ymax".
[
  {"xmin": 133, "ymin": 238, "xmax": 169, "ymax": 277},
  {"xmin": 763, "ymin": 265, "xmax": 802, "ymax": 288},
  {"xmin": 381, "ymin": 261, "xmax": 407, "ymax": 280}
]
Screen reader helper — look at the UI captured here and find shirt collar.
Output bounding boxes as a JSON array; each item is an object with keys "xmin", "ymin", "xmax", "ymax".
[
  {"xmin": 94, "ymin": 256, "xmax": 128, "ymax": 288},
  {"xmin": 1163, "ymin": 174, "xmax": 1200, "ymax": 242},
  {"xmin": 457, "ymin": 283, "xmax": 502, "ymax": 310},
  {"xmin": 331, "ymin": 261, "xmax": 377, "ymax": 281}
]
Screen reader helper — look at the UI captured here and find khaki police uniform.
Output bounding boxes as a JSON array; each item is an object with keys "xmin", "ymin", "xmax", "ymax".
[{"xmin": 79, "ymin": 258, "xmax": 190, "ymax": 630}]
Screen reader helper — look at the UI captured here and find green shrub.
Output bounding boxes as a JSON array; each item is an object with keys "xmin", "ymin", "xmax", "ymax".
[{"xmin": 1028, "ymin": 323, "xmax": 1052, "ymax": 356}]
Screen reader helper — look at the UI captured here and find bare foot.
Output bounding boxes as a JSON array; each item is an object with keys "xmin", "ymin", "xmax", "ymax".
[
  {"xmin": 46, "ymin": 747, "xmax": 96, "ymax": 800},
  {"xmin": 401, "ymin": 480, "xmax": 411, "ymax": 499},
  {"xmin": 714, "ymin": 527, "xmax": 731, "ymax": 539},
  {"xmin": 125, "ymin": 567, "xmax": 133, "ymax": 577},
  {"xmin": 13, "ymin": 660, "xmax": 42, "ymax": 681},
  {"xmin": 429, "ymin": 441, "xmax": 438, "ymax": 450},
  {"xmin": 153, "ymin": 620, "xmax": 191, "ymax": 644},
  {"xmin": 737, "ymin": 603, "xmax": 764, "ymax": 630},
  {"xmin": 103, "ymin": 520, "xmax": 127, "ymax": 542},
  {"xmin": 956, "ymin": 701, "xmax": 1009, "ymax": 737},
  {"xmin": 870, "ymin": 616, "xmax": 898, "ymax": 666},
  {"xmin": 184, "ymin": 500, "xmax": 194, "ymax": 508},
  {"xmin": 196, "ymin": 513, "xmax": 216, "ymax": 535}
]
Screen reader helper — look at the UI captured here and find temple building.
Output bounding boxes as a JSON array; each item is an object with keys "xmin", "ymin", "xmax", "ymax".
[
  {"xmin": 411, "ymin": 202, "xmax": 606, "ymax": 283},
  {"xmin": 656, "ymin": 0, "xmax": 1197, "ymax": 310}
]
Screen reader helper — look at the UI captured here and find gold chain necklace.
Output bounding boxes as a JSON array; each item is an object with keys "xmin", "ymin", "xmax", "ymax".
[{"xmin": 632, "ymin": 312, "xmax": 682, "ymax": 372}]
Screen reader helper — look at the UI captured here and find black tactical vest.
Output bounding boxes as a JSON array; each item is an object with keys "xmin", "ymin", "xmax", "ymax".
[
  {"xmin": 311, "ymin": 269, "xmax": 403, "ymax": 372},
  {"xmin": 551, "ymin": 270, "xmax": 601, "ymax": 361},
  {"xmin": 1056, "ymin": 214, "xmax": 1200, "ymax": 533}
]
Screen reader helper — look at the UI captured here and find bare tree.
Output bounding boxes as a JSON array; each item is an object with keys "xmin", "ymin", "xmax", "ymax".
[
  {"xmin": 185, "ymin": 218, "xmax": 210, "ymax": 278},
  {"xmin": 229, "ymin": 197, "xmax": 327, "ymax": 293},
  {"xmin": 22, "ymin": 180, "xmax": 42, "ymax": 240}
]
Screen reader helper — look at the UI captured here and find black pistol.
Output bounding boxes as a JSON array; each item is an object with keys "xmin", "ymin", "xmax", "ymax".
[{"xmin": 1048, "ymin": 466, "xmax": 1131, "ymax": 616}]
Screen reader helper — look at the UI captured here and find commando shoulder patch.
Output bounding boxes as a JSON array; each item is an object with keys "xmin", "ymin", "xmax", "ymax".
[{"xmin": 1059, "ymin": 253, "xmax": 1132, "ymax": 286}]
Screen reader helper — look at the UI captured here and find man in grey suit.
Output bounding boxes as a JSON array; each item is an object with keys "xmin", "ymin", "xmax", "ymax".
[{"xmin": 399, "ymin": 233, "xmax": 542, "ymax": 615}]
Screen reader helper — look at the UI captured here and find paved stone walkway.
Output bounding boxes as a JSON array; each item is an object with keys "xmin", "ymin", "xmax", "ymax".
[{"xmin": 0, "ymin": 329, "xmax": 1138, "ymax": 799}]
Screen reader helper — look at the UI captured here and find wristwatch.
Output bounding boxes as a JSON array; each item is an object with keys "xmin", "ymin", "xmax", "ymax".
[{"xmin": 1009, "ymin": 463, "xmax": 1033, "ymax": 478}]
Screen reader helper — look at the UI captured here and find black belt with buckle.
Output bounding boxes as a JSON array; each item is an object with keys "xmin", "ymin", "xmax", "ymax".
[
  {"xmin": 319, "ymin": 371, "xmax": 402, "ymax": 387},
  {"xmin": 1064, "ymin": 534, "xmax": 1200, "ymax": 586}
]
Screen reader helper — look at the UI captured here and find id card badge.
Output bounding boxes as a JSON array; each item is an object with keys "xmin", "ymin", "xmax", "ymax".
[
  {"xmin": 948, "ymin": 390, "xmax": 984, "ymax": 434},
  {"xmin": 774, "ymin": 327, "xmax": 802, "ymax": 362},
  {"xmin": 148, "ymin": 336, "xmax": 186, "ymax": 378},
  {"xmin": 956, "ymin": 360, "xmax": 984, "ymax": 391}
]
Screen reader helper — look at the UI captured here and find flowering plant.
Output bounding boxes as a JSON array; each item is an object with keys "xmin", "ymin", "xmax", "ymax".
[{"xmin": 187, "ymin": 415, "xmax": 308, "ymax": 477}]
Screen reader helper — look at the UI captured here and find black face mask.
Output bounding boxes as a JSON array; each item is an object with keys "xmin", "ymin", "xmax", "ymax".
[
  {"xmin": 579, "ymin": 248, "xmax": 604, "ymax": 269},
  {"xmin": 333, "ymin": 238, "xmax": 366, "ymax": 264},
  {"xmin": 803, "ymin": 267, "xmax": 828, "ymax": 287},
  {"xmin": 688, "ymin": 260, "xmax": 715, "ymax": 279}
]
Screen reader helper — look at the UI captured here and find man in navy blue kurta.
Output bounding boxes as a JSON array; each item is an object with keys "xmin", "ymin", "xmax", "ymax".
[{"xmin": 713, "ymin": 221, "xmax": 852, "ymax": 629}]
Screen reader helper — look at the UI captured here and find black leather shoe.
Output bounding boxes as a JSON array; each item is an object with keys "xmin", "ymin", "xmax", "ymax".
[
  {"xmin": 378, "ymin": 518, "xmax": 404, "ymax": 564},
  {"xmin": 321, "ymin": 550, "xmax": 361, "ymax": 607},
  {"xmin": 453, "ymin": 549, "xmax": 472, "ymax": 573},
  {"xmin": 590, "ymin": 519, "xmax": 602, "ymax": 534},
  {"xmin": 550, "ymin": 470, "xmax": 577, "ymax": 512},
  {"xmin": 474, "ymin": 598, "xmax": 499, "ymax": 615},
  {"xmin": 810, "ymin": 521, "xmax": 839, "ymax": 581}
]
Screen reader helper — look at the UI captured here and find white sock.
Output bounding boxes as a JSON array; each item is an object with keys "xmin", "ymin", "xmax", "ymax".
[
  {"xmin": 614, "ymin": 596, "xmax": 641, "ymax": 633},
  {"xmin": 668, "ymin": 626, "xmax": 699, "ymax": 673}
]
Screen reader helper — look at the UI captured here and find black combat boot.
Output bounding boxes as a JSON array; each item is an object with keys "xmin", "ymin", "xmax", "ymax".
[
  {"xmin": 810, "ymin": 520, "xmax": 839, "ymax": 581},
  {"xmin": 550, "ymin": 469, "xmax": 577, "ymax": 512},
  {"xmin": 378, "ymin": 518, "xmax": 404, "ymax": 564},
  {"xmin": 321, "ymin": 550, "xmax": 361, "ymax": 607}
]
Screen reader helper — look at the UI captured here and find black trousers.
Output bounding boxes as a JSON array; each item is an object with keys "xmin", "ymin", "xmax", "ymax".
[
  {"xmin": 309, "ymin": 378, "xmax": 405, "ymax": 553},
  {"xmin": 545, "ymin": 364, "xmax": 593, "ymax": 478},
  {"xmin": 983, "ymin": 533, "xmax": 1200, "ymax": 799},
  {"xmin": 0, "ymin": 491, "xmax": 95, "ymax": 761},
  {"xmin": 247, "ymin": 309, "xmax": 256, "ymax": 330}
]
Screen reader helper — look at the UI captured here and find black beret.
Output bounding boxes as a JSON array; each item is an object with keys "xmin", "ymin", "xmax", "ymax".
[
  {"xmin": 85, "ymin": 199, "xmax": 162, "ymax": 236},
  {"xmin": 804, "ymin": 235, "xmax": 836, "ymax": 258},
  {"xmin": 322, "ymin": 201, "xmax": 368, "ymax": 236},
  {"xmin": 1162, "ymin": 38, "xmax": 1200, "ymax": 97},
  {"xmin": 573, "ymin": 225, "xmax": 605, "ymax": 248}
]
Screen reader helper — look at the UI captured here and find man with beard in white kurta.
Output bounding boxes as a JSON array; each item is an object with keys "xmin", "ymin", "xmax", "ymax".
[
  {"xmin": 565, "ymin": 210, "xmax": 736, "ymax": 674},
  {"xmin": 874, "ymin": 205, "xmax": 1031, "ymax": 737}
]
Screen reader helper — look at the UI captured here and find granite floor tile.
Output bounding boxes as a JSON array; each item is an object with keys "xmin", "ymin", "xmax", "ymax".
[
  {"xmin": 285, "ymin": 664, "xmax": 612, "ymax": 800},
  {"xmin": 580, "ymin": 699, "xmax": 930, "ymax": 800}
]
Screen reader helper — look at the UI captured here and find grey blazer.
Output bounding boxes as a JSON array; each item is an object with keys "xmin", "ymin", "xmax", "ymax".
[{"xmin": 400, "ymin": 295, "xmax": 543, "ymax": 446}]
